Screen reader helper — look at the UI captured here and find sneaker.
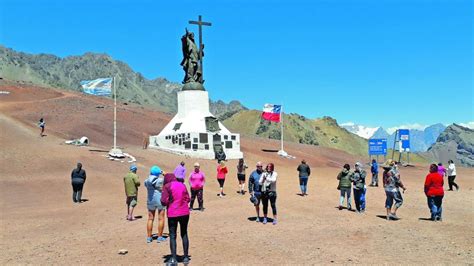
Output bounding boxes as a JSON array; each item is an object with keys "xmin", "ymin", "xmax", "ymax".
[
  {"xmin": 436, "ymin": 216, "xmax": 442, "ymax": 222},
  {"xmin": 263, "ymin": 218, "xmax": 268, "ymax": 224},
  {"xmin": 273, "ymin": 219, "xmax": 277, "ymax": 225},
  {"xmin": 338, "ymin": 206, "xmax": 343, "ymax": 210},
  {"xmin": 199, "ymin": 207, "xmax": 205, "ymax": 212},
  {"xmin": 146, "ymin": 237, "xmax": 153, "ymax": 243},
  {"xmin": 183, "ymin": 256, "xmax": 190, "ymax": 264},
  {"xmin": 222, "ymin": 193, "xmax": 227, "ymax": 196},
  {"xmin": 347, "ymin": 207, "xmax": 352, "ymax": 211},
  {"xmin": 256, "ymin": 217, "xmax": 260, "ymax": 223},
  {"xmin": 390, "ymin": 213, "xmax": 399, "ymax": 220},
  {"xmin": 167, "ymin": 257, "xmax": 178, "ymax": 265},
  {"xmin": 189, "ymin": 207, "xmax": 193, "ymax": 211},
  {"xmin": 157, "ymin": 236, "xmax": 167, "ymax": 242}
]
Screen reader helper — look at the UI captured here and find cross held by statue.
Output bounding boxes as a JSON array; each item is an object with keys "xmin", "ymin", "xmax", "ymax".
[{"xmin": 189, "ymin": 15, "xmax": 212, "ymax": 83}]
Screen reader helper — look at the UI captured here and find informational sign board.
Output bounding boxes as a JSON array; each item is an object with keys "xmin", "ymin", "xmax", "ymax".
[
  {"xmin": 398, "ymin": 129, "xmax": 410, "ymax": 151},
  {"xmin": 369, "ymin": 138, "xmax": 387, "ymax": 155}
]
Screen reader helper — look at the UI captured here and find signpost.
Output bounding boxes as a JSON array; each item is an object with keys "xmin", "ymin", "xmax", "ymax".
[
  {"xmin": 392, "ymin": 129, "xmax": 410, "ymax": 165},
  {"xmin": 369, "ymin": 138, "xmax": 387, "ymax": 162}
]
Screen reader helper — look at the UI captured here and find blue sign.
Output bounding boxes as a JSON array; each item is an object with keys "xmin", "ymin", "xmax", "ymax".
[
  {"xmin": 369, "ymin": 138, "xmax": 387, "ymax": 155},
  {"xmin": 398, "ymin": 129, "xmax": 410, "ymax": 150}
]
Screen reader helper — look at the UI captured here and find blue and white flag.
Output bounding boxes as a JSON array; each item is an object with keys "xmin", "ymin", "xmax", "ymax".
[{"xmin": 80, "ymin": 78, "xmax": 112, "ymax": 96}]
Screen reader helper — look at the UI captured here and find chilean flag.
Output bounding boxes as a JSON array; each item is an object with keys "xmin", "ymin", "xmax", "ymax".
[{"xmin": 262, "ymin": 104, "xmax": 281, "ymax": 122}]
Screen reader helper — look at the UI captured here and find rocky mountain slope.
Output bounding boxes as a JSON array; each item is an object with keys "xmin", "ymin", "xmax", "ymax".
[
  {"xmin": 222, "ymin": 110, "xmax": 369, "ymax": 156},
  {"xmin": 370, "ymin": 124, "xmax": 446, "ymax": 152},
  {"xmin": 426, "ymin": 124, "xmax": 474, "ymax": 167},
  {"xmin": 0, "ymin": 45, "xmax": 245, "ymax": 116}
]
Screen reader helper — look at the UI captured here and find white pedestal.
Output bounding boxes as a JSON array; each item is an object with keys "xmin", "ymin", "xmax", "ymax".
[{"xmin": 149, "ymin": 90, "xmax": 243, "ymax": 160}]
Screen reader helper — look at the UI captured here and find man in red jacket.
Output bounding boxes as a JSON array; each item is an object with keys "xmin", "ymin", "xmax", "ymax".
[{"xmin": 424, "ymin": 164, "xmax": 445, "ymax": 221}]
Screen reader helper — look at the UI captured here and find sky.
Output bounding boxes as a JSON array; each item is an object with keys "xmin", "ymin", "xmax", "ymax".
[{"xmin": 0, "ymin": 0, "xmax": 472, "ymax": 130}]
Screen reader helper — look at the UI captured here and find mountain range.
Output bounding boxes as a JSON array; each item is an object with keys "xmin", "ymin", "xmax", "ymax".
[
  {"xmin": 2, "ymin": 45, "xmax": 472, "ymax": 165},
  {"xmin": 343, "ymin": 123, "xmax": 447, "ymax": 152},
  {"xmin": 425, "ymin": 124, "xmax": 474, "ymax": 167},
  {"xmin": 0, "ymin": 45, "xmax": 246, "ymax": 117}
]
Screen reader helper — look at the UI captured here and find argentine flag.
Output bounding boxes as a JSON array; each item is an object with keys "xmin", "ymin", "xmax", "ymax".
[{"xmin": 80, "ymin": 78, "xmax": 112, "ymax": 96}]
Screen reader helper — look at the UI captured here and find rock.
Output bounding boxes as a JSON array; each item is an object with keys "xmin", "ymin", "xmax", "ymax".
[{"xmin": 118, "ymin": 249, "xmax": 128, "ymax": 255}]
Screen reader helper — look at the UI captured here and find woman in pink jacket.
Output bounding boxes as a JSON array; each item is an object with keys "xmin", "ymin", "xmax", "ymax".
[
  {"xmin": 161, "ymin": 173, "xmax": 191, "ymax": 264},
  {"xmin": 189, "ymin": 162, "xmax": 206, "ymax": 211}
]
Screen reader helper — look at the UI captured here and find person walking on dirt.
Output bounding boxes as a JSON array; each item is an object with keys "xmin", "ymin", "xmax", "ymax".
[
  {"xmin": 383, "ymin": 160, "xmax": 406, "ymax": 220},
  {"xmin": 259, "ymin": 163, "xmax": 278, "ymax": 225},
  {"xmin": 337, "ymin": 164, "xmax": 352, "ymax": 211},
  {"xmin": 189, "ymin": 162, "xmax": 206, "ymax": 211},
  {"xmin": 161, "ymin": 173, "xmax": 191, "ymax": 265},
  {"xmin": 352, "ymin": 162, "xmax": 367, "ymax": 213},
  {"xmin": 144, "ymin": 165, "xmax": 166, "ymax": 243},
  {"xmin": 236, "ymin": 158, "xmax": 248, "ymax": 195},
  {"xmin": 437, "ymin": 163, "xmax": 447, "ymax": 178},
  {"xmin": 38, "ymin": 118, "xmax": 45, "ymax": 137},
  {"xmin": 217, "ymin": 161, "xmax": 228, "ymax": 197},
  {"xmin": 297, "ymin": 159, "xmax": 311, "ymax": 196},
  {"xmin": 424, "ymin": 164, "xmax": 444, "ymax": 221},
  {"xmin": 174, "ymin": 161, "xmax": 187, "ymax": 181},
  {"xmin": 249, "ymin": 162, "xmax": 264, "ymax": 222},
  {"xmin": 124, "ymin": 164, "xmax": 140, "ymax": 221},
  {"xmin": 447, "ymin": 160, "xmax": 459, "ymax": 191},
  {"xmin": 71, "ymin": 162, "xmax": 86, "ymax": 203},
  {"xmin": 370, "ymin": 159, "xmax": 379, "ymax": 186}
]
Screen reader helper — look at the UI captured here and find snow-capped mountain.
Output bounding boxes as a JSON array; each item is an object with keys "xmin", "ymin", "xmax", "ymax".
[{"xmin": 341, "ymin": 123, "xmax": 379, "ymax": 139}]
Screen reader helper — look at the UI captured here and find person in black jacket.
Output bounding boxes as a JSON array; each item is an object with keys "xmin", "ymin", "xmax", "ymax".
[
  {"xmin": 71, "ymin": 162, "xmax": 86, "ymax": 203},
  {"xmin": 297, "ymin": 160, "xmax": 311, "ymax": 196}
]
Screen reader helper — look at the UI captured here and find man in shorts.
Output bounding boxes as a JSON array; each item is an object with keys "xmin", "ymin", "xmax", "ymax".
[
  {"xmin": 383, "ymin": 160, "xmax": 406, "ymax": 220},
  {"xmin": 124, "ymin": 164, "xmax": 140, "ymax": 221},
  {"xmin": 249, "ymin": 162, "xmax": 264, "ymax": 222}
]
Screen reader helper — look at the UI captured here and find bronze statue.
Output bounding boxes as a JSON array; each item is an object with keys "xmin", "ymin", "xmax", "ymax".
[{"xmin": 180, "ymin": 29, "xmax": 203, "ymax": 84}]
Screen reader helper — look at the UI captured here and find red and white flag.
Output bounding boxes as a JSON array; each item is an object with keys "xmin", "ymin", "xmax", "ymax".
[{"xmin": 261, "ymin": 104, "xmax": 282, "ymax": 122}]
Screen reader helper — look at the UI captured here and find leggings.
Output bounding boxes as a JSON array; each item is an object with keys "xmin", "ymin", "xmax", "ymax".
[
  {"xmin": 217, "ymin": 179, "xmax": 225, "ymax": 188},
  {"xmin": 168, "ymin": 215, "xmax": 189, "ymax": 258},
  {"xmin": 262, "ymin": 192, "xmax": 277, "ymax": 216},
  {"xmin": 72, "ymin": 182, "xmax": 84, "ymax": 203},
  {"xmin": 190, "ymin": 188, "xmax": 203, "ymax": 208},
  {"xmin": 448, "ymin": 176, "xmax": 458, "ymax": 190}
]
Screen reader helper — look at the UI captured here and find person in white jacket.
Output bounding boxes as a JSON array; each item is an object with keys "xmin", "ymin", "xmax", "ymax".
[
  {"xmin": 259, "ymin": 163, "xmax": 278, "ymax": 225},
  {"xmin": 447, "ymin": 160, "xmax": 459, "ymax": 191}
]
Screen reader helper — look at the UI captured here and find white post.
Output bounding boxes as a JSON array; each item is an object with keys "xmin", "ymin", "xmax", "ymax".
[
  {"xmin": 280, "ymin": 105, "xmax": 284, "ymax": 152},
  {"xmin": 113, "ymin": 76, "xmax": 117, "ymax": 150}
]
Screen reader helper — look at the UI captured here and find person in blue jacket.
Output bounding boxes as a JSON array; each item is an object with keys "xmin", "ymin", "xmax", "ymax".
[{"xmin": 370, "ymin": 159, "xmax": 379, "ymax": 187}]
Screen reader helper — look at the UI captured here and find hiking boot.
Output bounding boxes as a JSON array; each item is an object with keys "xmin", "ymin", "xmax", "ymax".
[
  {"xmin": 338, "ymin": 206, "xmax": 343, "ymax": 210},
  {"xmin": 199, "ymin": 207, "xmax": 205, "ymax": 212}
]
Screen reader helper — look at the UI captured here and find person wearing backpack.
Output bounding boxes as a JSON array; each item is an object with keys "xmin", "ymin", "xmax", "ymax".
[
  {"xmin": 352, "ymin": 162, "xmax": 367, "ymax": 213},
  {"xmin": 337, "ymin": 164, "xmax": 352, "ymax": 211}
]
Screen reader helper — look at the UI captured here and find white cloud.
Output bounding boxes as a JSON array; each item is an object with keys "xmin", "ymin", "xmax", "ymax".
[
  {"xmin": 340, "ymin": 122, "xmax": 355, "ymax": 126},
  {"xmin": 459, "ymin": 121, "xmax": 474, "ymax": 129},
  {"xmin": 386, "ymin": 123, "xmax": 428, "ymax": 134}
]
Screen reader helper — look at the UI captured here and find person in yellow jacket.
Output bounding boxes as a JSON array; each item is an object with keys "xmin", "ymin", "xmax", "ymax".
[{"xmin": 124, "ymin": 164, "xmax": 140, "ymax": 221}]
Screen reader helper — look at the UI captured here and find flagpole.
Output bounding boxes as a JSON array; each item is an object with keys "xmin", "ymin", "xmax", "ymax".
[
  {"xmin": 280, "ymin": 104, "xmax": 284, "ymax": 152},
  {"xmin": 113, "ymin": 76, "xmax": 117, "ymax": 150}
]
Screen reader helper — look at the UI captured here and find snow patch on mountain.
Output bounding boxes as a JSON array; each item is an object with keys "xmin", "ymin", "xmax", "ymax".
[{"xmin": 341, "ymin": 122, "xmax": 379, "ymax": 139}]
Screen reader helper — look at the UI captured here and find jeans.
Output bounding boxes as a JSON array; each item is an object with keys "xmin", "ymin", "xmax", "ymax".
[
  {"xmin": 299, "ymin": 176, "xmax": 308, "ymax": 194},
  {"xmin": 190, "ymin": 188, "xmax": 203, "ymax": 209},
  {"xmin": 72, "ymin": 182, "xmax": 84, "ymax": 203},
  {"xmin": 427, "ymin": 196, "xmax": 443, "ymax": 220},
  {"xmin": 339, "ymin": 188, "xmax": 351, "ymax": 209},
  {"xmin": 353, "ymin": 188, "xmax": 366, "ymax": 211},
  {"xmin": 371, "ymin": 173, "xmax": 378, "ymax": 185},
  {"xmin": 262, "ymin": 191, "xmax": 277, "ymax": 216},
  {"xmin": 168, "ymin": 215, "xmax": 189, "ymax": 258},
  {"xmin": 385, "ymin": 190, "xmax": 403, "ymax": 209},
  {"xmin": 448, "ymin": 176, "xmax": 458, "ymax": 190}
]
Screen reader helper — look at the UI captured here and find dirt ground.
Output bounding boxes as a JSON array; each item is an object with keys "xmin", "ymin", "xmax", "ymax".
[{"xmin": 1, "ymin": 82, "xmax": 473, "ymax": 264}]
